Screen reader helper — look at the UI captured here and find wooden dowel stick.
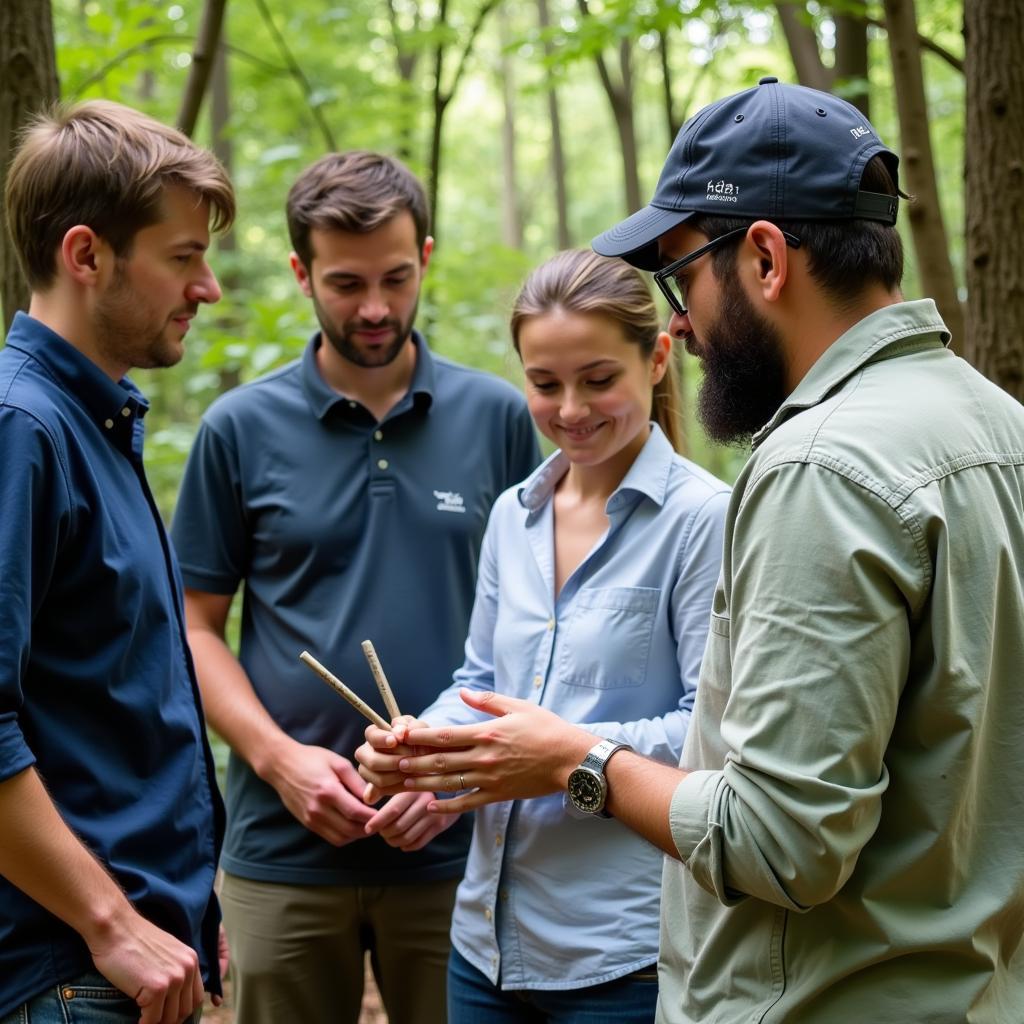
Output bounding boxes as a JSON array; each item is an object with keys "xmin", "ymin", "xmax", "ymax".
[
  {"xmin": 298, "ymin": 651, "xmax": 390, "ymax": 730},
  {"xmin": 361, "ymin": 640, "xmax": 401, "ymax": 721}
]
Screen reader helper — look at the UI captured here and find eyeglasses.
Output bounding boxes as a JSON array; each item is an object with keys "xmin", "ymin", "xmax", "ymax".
[{"xmin": 653, "ymin": 227, "xmax": 802, "ymax": 317}]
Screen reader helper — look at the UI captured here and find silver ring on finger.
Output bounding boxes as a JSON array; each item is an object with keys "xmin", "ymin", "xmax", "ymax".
[{"xmin": 459, "ymin": 774, "xmax": 466, "ymax": 791}]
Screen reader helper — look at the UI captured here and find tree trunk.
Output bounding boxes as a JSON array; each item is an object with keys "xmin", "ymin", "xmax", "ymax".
[
  {"xmin": 177, "ymin": 0, "xmax": 228, "ymax": 137},
  {"xmin": 614, "ymin": 41, "xmax": 642, "ymax": 214},
  {"xmin": 426, "ymin": 0, "xmax": 501, "ymax": 247},
  {"xmin": 963, "ymin": 0, "xmax": 1024, "ymax": 397},
  {"xmin": 577, "ymin": 1, "xmax": 642, "ymax": 214},
  {"xmin": 497, "ymin": 5, "xmax": 523, "ymax": 250},
  {"xmin": 834, "ymin": 1, "xmax": 870, "ymax": 118},
  {"xmin": 537, "ymin": 0, "xmax": 571, "ymax": 248},
  {"xmin": 1, "ymin": 0, "xmax": 60, "ymax": 334},
  {"xmin": 211, "ymin": 39, "xmax": 241, "ymax": 394},
  {"xmin": 883, "ymin": 0, "xmax": 965, "ymax": 349},
  {"xmin": 658, "ymin": 29, "xmax": 681, "ymax": 144},
  {"xmin": 774, "ymin": 3, "xmax": 832, "ymax": 91}
]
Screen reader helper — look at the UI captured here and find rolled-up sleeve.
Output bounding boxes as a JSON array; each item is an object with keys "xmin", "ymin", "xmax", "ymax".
[
  {"xmin": 0, "ymin": 410, "xmax": 69, "ymax": 782},
  {"xmin": 672, "ymin": 460, "xmax": 925, "ymax": 910}
]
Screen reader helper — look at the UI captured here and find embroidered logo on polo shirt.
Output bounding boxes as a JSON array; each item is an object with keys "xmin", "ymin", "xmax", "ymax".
[{"xmin": 434, "ymin": 490, "xmax": 467, "ymax": 514}]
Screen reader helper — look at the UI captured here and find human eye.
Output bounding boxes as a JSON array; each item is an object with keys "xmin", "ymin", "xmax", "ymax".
[
  {"xmin": 530, "ymin": 379, "xmax": 558, "ymax": 393},
  {"xmin": 586, "ymin": 375, "xmax": 615, "ymax": 389},
  {"xmin": 384, "ymin": 273, "xmax": 411, "ymax": 287}
]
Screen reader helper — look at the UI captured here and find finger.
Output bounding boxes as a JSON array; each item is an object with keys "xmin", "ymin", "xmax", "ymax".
[
  {"xmin": 396, "ymin": 750, "xmax": 473, "ymax": 776},
  {"xmin": 427, "ymin": 790, "xmax": 489, "ymax": 814},
  {"xmin": 459, "ymin": 687, "xmax": 526, "ymax": 717},
  {"xmin": 402, "ymin": 772, "xmax": 468, "ymax": 794},
  {"xmin": 136, "ymin": 987, "xmax": 165, "ymax": 1024},
  {"xmin": 364, "ymin": 792, "xmax": 415, "ymax": 834},
  {"xmin": 189, "ymin": 967, "xmax": 204, "ymax": 1021}
]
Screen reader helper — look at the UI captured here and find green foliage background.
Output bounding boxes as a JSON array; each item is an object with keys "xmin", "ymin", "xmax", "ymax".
[{"xmin": 52, "ymin": 0, "xmax": 965, "ymax": 517}]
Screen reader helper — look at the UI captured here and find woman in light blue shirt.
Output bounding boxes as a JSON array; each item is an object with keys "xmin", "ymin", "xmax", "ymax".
[{"xmin": 359, "ymin": 250, "xmax": 728, "ymax": 1022}]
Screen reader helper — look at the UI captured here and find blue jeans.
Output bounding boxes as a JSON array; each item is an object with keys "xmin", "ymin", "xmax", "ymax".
[
  {"xmin": 447, "ymin": 947, "xmax": 658, "ymax": 1024},
  {"xmin": 0, "ymin": 971, "xmax": 202, "ymax": 1024}
]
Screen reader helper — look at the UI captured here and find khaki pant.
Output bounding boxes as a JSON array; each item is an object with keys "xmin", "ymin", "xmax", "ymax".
[{"xmin": 221, "ymin": 872, "xmax": 459, "ymax": 1024}]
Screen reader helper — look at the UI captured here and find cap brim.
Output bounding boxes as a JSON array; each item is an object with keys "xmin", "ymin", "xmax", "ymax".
[{"xmin": 591, "ymin": 206, "xmax": 695, "ymax": 271}]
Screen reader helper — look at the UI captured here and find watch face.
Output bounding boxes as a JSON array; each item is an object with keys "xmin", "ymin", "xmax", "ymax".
[{"xmin": 568, "ymin": 767, "xmax": 606, "ymax": 813}]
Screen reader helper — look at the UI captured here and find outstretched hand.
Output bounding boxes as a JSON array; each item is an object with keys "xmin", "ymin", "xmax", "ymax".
[{"xmin": 388, "ymin": 689, "xmax": 596, "ymax": 814}]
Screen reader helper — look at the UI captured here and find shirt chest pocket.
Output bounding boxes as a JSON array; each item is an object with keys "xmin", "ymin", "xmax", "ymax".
[{"xmin": 558, "ymin": 586, "xmax": 660, "ymax": 689}]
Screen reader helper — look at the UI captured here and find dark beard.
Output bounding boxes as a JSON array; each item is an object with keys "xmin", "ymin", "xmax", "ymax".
[
  {"xmin": 695, "ymin": 283, "xmax": 789, "ymax": 446},
  {"xmin": 314, "ymin": 293, "xmax": 418, "ymax": 369}
]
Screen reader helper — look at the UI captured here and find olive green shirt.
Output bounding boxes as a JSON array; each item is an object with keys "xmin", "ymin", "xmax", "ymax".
[{"xmin": 659, "ymin": 300, "xmax": 1024, "ymax": 1023}]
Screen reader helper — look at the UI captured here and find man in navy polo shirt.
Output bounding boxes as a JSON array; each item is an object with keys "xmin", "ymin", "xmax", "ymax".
[
  {"xmin": 170, "ymin": 151, "xmax": 539, "ymax": 1024},
  {"xmin": 0, "ymin": 102, "xmax": 233, "ymax": 1024}
]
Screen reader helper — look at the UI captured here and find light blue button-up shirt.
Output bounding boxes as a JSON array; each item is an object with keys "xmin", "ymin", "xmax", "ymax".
[{"xmin": 422, "ymin": 425, "xmax": 729, "ymax": 990}]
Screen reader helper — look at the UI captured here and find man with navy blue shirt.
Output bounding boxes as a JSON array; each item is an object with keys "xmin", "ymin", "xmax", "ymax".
[
  {"xmin": 170, "ymin": 151, "xmax": 539, "ymax": 1024},
  {"xmin": 0, "ymin": 102, "xmax": 234, "ymax": 1024}
]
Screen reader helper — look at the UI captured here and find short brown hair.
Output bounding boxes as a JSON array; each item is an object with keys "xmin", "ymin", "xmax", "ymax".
[
  {"xmin": 511, "ymin": 249, "xmax": 685, "ymax": 453},
  {"xmin": 286, "ymin": 151, "xmax": 430, "ymax": 268},
  {"xmin": 4, "ymin": 99, "xmax": 235, "ymax": 290}
]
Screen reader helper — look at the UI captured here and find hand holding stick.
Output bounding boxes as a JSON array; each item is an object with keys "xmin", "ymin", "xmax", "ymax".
[
  {"xmin": 299, "ymin": 651, "xmax": 390, "ymax": 730},
  {"xmin": 361, "ymin": 639, "xmax": 401, "ymax": 721}
]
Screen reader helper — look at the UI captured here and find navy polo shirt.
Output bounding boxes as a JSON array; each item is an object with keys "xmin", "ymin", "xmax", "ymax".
[
  {"xmin": 171, "ymin": 332, "xmax": 540, "ymax": 885},
  {"xmin": 0, "ymin": 313, "xmax": 224, "ymax": 1016}
]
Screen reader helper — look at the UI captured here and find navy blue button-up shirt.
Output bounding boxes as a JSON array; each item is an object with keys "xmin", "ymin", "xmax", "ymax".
[{"xmin": 0, "ymin": 313, "xmax": 224, "ymax": 1015}]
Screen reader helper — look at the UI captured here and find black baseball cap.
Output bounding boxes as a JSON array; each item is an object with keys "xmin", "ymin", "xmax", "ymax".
[{"xmin": 592, "ymin": 77, "xmax": 900, "ymax": 271}]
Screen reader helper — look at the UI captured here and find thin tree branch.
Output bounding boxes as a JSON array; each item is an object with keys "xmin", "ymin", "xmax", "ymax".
[
  {"xmin": 862, "ymin": 14, "xmax": 963, "ymax": 73},
  {"xmin": 176, "ymin": 0, "xmax": 227, "ymax": 136},
  {"xmin": 441, "ymin": 0, "xmax": 502, "ymax": 105},
  {"xmin": 251, "ymin": 0, "xmax": 337, "ymax": 150},
  {"xmin": 68, "ymin": 34, "xmax": 289, "ymax": 98}
]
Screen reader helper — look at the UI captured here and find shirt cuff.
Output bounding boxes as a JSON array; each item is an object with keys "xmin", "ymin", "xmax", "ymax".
[
  {"xmin": 668, "ymin": 769, "xmax": 720, "ymax": 861},
  {"xmin": 0, "ymin": 717, "xmax": 37, "ymax": 783}
]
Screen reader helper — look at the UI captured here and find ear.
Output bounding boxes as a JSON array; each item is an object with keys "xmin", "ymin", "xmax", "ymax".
[
  {"xmin": 60, "ymin": 225, "xmax": 107, "ymax": 286},
  {"xmin": 289, "ymin": 252, "xmax": 314, "ymax": 298},
  {"xmin": 420, "ymin": 235, "xmax": 434, "ymax": 273},
  {"xmin": 650, "ymin": 331, "xmax": 672, "ymax": 385},
  {"xmin": 744, "ymin": 220, "xmax": 789, "ymax": 304}
]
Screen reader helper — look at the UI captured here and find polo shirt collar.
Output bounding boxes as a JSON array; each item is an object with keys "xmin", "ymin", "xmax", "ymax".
[
  {"xmin": 518, "ymin": 422, "xmax": 674, "ymax": 516},
  {"xmin": 5, "ymin": 312, "xmax": 148, "ymax": 440},
  {"xmin": 301, "ymin": 329, "xmax": 436, "ymax": 421},
  {"xmin": 752, "ymin": 299, "xmax": 950, "ymax": 449}
]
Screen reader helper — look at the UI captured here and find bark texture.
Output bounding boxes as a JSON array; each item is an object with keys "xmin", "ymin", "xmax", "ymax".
[
  {"xmin": 963, "ymin": 0, "xmax": 1024, "ymax": 397},
  {"xmin": 1, "ymin": 0, "xmax": 60, "ymax": 333}
]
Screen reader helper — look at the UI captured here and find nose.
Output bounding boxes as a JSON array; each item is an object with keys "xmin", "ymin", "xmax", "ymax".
[
  {"xmin": 189, "ymin": 261, "xmax": 222, "ymax": 305},
  {"xmin": 668, "ymin": 309, "xmax": 691, "ymax": 339},
  {"xmin": 359, "ymin": 288, "xmax": 389, "ymax": 324},
  {"xmin": 559, "ymin": 388, "xmax": 589, "ymax": 423}
]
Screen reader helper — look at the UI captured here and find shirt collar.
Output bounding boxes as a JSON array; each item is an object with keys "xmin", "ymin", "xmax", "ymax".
[
  {"xmin": 5, "ymin": 312, "xmax": 149, "ymax": 433},
  {"xmin": 751, "ymin": 299, "xmax": 950, "ymax": 449},
  {"xmin": 301, "ymin": 328, "xmax": 435, "ymax": 421},
  {"xmin": 518, "ymin": 422, "xmax": 675, "ymax": 517}
]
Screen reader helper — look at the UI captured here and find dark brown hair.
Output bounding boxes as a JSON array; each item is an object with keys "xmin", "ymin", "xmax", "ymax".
[
  {"xmin": 5, "ymin": 99, "xmax": 234, "ymax": 290},
  {"xmin": 691, "ymin": 154, "xmax": 904, "ymax": 307},
  {"xmin": 286, "ymin": 151, "xmax": 429, "ymax": 268},
  {"xmin": 510, "ymin": 249, "xmax": 684, "ymax": 453}
]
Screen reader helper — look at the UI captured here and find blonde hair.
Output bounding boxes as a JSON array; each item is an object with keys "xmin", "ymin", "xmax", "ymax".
[
  {"xmin": 510, "ymin": 249, "xmax": 683, "ymax": 452},
  {"xmin": 5, "ymin": 99, "xmax": 235, "ymax": 289}
]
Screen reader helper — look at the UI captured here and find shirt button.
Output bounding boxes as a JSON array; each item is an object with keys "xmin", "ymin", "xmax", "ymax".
[
  {"xmin": 373, "ymin": 430, "xmax": 383, "ymax": 441},
  {"xmin": 348, "ymin": 400, "xmax": 357, "ymax": 408},
  {"xmin": 547, "ymin": 618, "xmax": 555, "ymax": 631},
  {"xmin": 533, "ymin": 675, "xmax": 542, "ymax": 688},
  {"xmin": 120, "ymin": 406, "xmax": 131, "ymax": 418},
  {"xmin": 377, "ymin": 459, "xmax": 389, "ymax": 470},
  {"xmin": 103, "ymin": 418, "xmax": 114, "ymax": 429},
  {"xmin": 484, "ymin": 907, "xmax": 492, "ymax": 921},
  {"xmin": 494, "ymin": 833, "xmax": 503, "ymax": 846}
]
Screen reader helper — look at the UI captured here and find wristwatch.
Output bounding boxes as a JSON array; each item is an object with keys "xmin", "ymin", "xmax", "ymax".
[{"xmin": 567, "ymin": 739, "xmax": 632, "ymax": 817}]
